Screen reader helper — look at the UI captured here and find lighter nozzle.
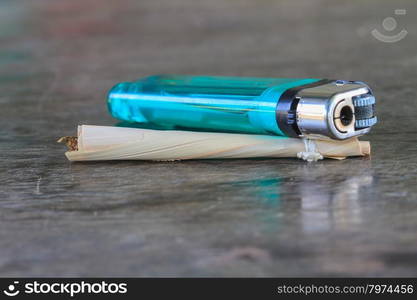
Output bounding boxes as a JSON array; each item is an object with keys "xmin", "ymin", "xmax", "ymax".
[{"xmin": 295, "ymin": 80, "xmax": 377, "ymax": 140}]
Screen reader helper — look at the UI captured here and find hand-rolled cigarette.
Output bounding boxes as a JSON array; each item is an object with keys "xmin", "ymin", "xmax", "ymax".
[{"xmin": 58, "ymin": 125, "xmax": 370, "ymax": 162}]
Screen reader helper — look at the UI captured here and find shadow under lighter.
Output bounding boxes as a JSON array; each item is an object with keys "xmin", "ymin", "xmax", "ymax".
[{"xmin": 107, "ymin": 75, "xmax": 377, "ymax": 140}]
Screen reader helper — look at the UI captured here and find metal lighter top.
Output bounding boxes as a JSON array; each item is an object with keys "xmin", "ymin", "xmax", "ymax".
[{"xmin": 107, "ymin": 75, "xmax": 376, "ymax": 140}]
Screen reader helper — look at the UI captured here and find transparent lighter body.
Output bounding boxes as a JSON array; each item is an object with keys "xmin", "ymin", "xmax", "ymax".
[{"xmin": 107, "ymin": 75, "xmax": 320, "ymax": 136}]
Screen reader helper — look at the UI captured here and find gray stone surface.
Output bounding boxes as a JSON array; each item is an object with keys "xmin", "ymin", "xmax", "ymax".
[{"xmin": 1, "ymin": 0, "xmax": 416, "ymax": 276}]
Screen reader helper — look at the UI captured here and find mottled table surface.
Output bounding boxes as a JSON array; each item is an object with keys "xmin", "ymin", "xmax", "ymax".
[{"xmin": 1, "ymin": 0, "xmax": 416, "ymax": 277}]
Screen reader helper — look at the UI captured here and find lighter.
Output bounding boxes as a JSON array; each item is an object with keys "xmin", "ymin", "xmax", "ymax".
[{"xmin": 107, "ymin": 75, "xmax": 376, "ymax": 140}]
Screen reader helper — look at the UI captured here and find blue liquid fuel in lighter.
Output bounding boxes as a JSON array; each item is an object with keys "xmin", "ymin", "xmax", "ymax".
[{"xmin": 107, "ymin": 75, "xmax": 319, "ymax": 136}]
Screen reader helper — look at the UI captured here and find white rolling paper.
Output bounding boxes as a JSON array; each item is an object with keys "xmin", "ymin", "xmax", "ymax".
[{"xmin": 60, "ymin": 125, "xmax": 370, "ymax": 162}]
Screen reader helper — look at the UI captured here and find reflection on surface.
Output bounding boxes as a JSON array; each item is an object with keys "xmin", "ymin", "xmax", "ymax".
[
  {"xmin": 226, "ymin": 177, "xmax": 282, "ymax": 207},
  {"xmin": 226, "ymin": 165, "xmax": 374, "ymax": 233},
  {"xmin": 65, "ymin": 161, "xmax": 375, "ymax": 232},
  {"xmin": 300, "ymin": 174, "xmax": 374, "ymax": 233}
]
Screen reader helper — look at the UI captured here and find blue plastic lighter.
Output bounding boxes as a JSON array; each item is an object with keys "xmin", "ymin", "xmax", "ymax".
[{"xmin": 107, "ymin": 75, "xmax": 376, "ymax": 140}]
